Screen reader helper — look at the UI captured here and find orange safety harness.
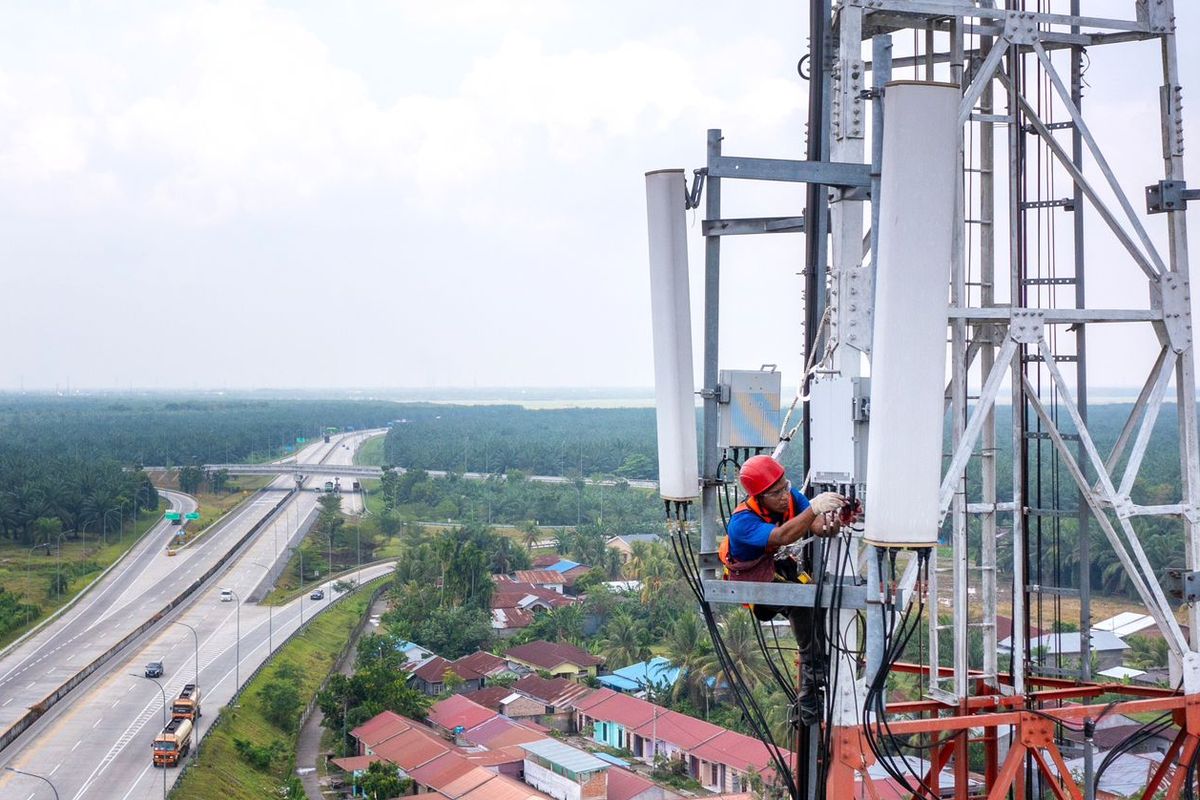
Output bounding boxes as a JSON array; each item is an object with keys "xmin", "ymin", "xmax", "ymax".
[{"xmin": 718, "ymin": 493, "xmax": 799, "ymax": 584}]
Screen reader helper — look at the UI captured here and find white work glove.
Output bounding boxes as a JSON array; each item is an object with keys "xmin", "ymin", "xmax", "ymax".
[{"xmin": 809, "ymin": 492, "xmax": 846, "ymax": 515}]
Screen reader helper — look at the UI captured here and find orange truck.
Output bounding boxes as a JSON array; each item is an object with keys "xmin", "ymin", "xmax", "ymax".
[
  {"xmin": 152, "ymin": 717, "xmax": 192, "ymax": 766},
  {"xmin": 171, "ymin": 684, "xmax": 201, "ymax": 721}
]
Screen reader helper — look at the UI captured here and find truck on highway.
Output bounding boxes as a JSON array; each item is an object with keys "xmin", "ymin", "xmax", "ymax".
[
  {"xmin": 323, "ymin": 480, "xmax": 335, "ymax": 493},
  {"xmin": 153, "ymin": 717, "xmax": 193, "ymax": 766},
  {"xmin": 171, "ymin": 684, "xmax": 201, "ymax": 720}
]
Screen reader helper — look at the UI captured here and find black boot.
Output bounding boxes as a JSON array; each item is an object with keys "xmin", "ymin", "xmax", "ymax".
[{"xmin": 797, "ymin": 658, "xmax": 822, "ymax": 727}]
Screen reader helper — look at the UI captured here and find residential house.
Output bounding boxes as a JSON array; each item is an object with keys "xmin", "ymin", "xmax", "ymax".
[
  {"xmin": 456, "ymin": 650, "xmax": 519, "ymax": 681},
  {"xmin": 543, "ymin": 559, "xmax": 594, "ymax": 595},
  {"xmin": 607, "ymin": 767, "xmax": 680, "ymax": 800},
  {"xmin": 632, "ymin": 710, "xmax": 723, "ymax": 765},
  {"xmin": 1059, "ymin": 752, "xmax": 1166, "ymax": 800},
  {"xmin": 573, "ymin": 688, "xmax": 785, "ymax": 794},
  {"xmin": 465, "ymin": 677, "xmax": 592, "ymax": 732},
  {"xmin": 409, "ymin": 655, "xmax": 486, "ymax": 696},
  {"xmin": 395, "ymin": 638, "xmax": 435, "ymax": 665},
  {"xmin": 463, "ymin": 685, "xmax": 523, "ymax": 713},
  {"xmin": 605, "ymin": 534, "xmax": 664, "ymax": 563},
  {"xmin": 521, "ymin": 739, "xmax": 611, "ymax": 800},
  {"xmin": 493, "ymin": 579, "xmax": 578, "ymax": 638},
  {"xmin": 512, "ymin": 675, "xmax": 592, "ymax": 729},
  {"xmin": 1093, "ymin": 612, "xmax": 1158, "ymax": 639},
  {"xmin": 348, "ymin": 710, "xmax": 414, "ymax": 757},
  {"xmin": 999, "ymin": 630, "xmax": 1129, "ymax": 671},
  {"xmin": 428, "ymin": 694, "xmax": 498, "ymax": 738},
  {"xmin": 597, "ymin": 657, "xmax": 680, "ymax": 697},
  {"xmin": 343, "ymin": 714, "xmax": 552, "ymax": 800},
  {"xmin": 462, "ymin": 715, "xmax": 549, "ymax": 750},
  {"xmin": 688, "ymin": 729, "xmax": 780, "ymax": 794},
  {"xmin": 513, "ymin": 570, "xmax": 567, "ymax": 594},
  {"xmin": 573, "ymin": 689, "xmax": 659, "ymax": 754},
  {"xmin": 506, "ymin": 640, "xmax": 604, "ymax": 680}
]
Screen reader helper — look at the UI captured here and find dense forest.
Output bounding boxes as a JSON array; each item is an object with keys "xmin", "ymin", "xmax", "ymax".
[
  {"xmin": 0, "ymin": 395, "xmax": 405, "ymax": 549},
  {"xmin": 382, "ymin": 405, "xmax": 666, "ymax": 479},
  {"xmin": 0, "ymin": 395, "xmax": 407, "ymax": 465}
]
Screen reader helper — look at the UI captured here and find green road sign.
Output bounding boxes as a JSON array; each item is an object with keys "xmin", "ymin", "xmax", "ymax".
[
  {"xmin": 165, "ymin": 512, "xmax": 181, "ymax": 520},
  {"xmin": 296, "ymin": 437, "xmax": 307, "ymax": 443},
  {"xmin": 185, "ymin": 512, "xmax": 200, "ymax": 520}
]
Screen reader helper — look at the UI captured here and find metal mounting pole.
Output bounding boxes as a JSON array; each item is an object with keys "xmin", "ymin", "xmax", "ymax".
[{"xmin": 699, "ymin": 128, "xmax": 722, "ymax": 566}]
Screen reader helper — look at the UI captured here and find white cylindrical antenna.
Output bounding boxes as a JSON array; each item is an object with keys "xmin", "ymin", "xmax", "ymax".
[
  {"xmin": 865, "ymin": 81, "xmax": 959, "ymax": 548},
  {"xmin": 645, "ymin": 168, "xmax": 699, "ymax": 501}
]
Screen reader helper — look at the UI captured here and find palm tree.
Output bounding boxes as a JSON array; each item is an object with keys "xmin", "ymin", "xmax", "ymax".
[
  {"xmin": 665, "ymin": 614, "xmax": 717, "ymax": 711},
  {"xmin": 711, "ymin": 607, "xmax": 772, "ymax": 688},
  {"xmin": 623, "ymin": 541, "xmax": 654, "ymax": 580},
  {"xmin": 599, "ymin": 610, "xmax": 648, "ymax": 667},
  {"xmin": 519, "ymin": 520, "xmax": 541, "ymax": 552}
]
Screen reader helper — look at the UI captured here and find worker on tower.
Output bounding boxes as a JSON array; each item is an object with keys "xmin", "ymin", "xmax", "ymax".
[{"xmin": 720, "ymin": 454, "xmax": 849, "ymax": 725}]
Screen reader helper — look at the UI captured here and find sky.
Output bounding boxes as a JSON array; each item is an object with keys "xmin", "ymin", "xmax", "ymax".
[{"xmin": 0, "ymin": 1, "xmax": 1196, "ymax": 392}]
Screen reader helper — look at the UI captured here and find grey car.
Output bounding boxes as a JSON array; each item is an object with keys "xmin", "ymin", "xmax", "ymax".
[{"xmin": 144, "ymin": 660, "xmax": 164, "ymax": 678}]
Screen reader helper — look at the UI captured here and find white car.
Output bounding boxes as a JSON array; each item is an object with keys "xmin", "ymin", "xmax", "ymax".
[{"xmin": 219, "ymin": 589, "xmax": 234, "ymax": 602}]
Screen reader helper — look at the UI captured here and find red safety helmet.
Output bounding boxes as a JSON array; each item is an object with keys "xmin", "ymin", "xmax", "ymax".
[{"xmin": 739, "ymin": 455, "xmax": 785, "ymax": 496}]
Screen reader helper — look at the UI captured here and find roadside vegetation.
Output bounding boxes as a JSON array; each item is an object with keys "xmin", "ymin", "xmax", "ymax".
[
  {"xmin": 352, "ymin": 434, "xmax": 386, "ymax": 466},
  {"xmin": 170, "ymin": 582, "xmax": 380, "ymax": 800},
  {"xmin": 0, "ymin": 500, "xmax": 165, "ymax": 648}
]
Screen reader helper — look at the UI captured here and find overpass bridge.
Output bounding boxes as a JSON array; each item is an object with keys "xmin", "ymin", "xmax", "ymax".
[{"xmin": 203, "ymin": 463, "xmax": 657, "ymax": 490}]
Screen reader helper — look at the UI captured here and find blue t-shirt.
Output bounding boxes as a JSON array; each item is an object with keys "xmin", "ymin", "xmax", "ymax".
[{"xmin": 727, "ymin": 487, "xmax": 811, "ymax": 562}]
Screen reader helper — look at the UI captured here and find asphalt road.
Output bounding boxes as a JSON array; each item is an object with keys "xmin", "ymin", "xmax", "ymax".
[{"xmin": 0, "ymin": 431, "xmax": 386, "ymax": 800}]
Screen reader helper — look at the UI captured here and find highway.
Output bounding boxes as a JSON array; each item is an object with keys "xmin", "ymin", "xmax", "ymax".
[{"xmin": 0, "ymin": 431, "xmax": 386, "ymax": 800}]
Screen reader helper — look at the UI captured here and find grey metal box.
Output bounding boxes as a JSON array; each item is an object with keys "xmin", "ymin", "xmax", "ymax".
[{"xmin": 718, "ymin": 369, "xmax": 781, "ymax": 449}]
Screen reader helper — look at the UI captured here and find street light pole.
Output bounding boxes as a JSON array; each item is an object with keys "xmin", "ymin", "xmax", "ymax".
[
  {"xmin": 221, "ymin": 588, "xmax": 241, "ymax": 694},
  {"xmin": 3, "ymin": 766, "xmax": 60, "ymax": 800},
  {"xmin": 171, "ymin": 620, "xmax": 201, "ymax": 758},
  {"xmin": 55, "ymin": 533, "xmax": 68, "ymax": 599},
  {"xmin": 136, "ymin": 674, "xmax": 169, "ymax": 800}
]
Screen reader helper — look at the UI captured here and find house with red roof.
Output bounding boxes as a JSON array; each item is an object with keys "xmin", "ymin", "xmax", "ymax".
[
  {"xmin": 688, "ymin": 729, "xmax": 782, "ymax": 794},
  {"xmin": 511, "ymin": 674, "xmax": 593, "ymax": 711},
  {"xmin": 505, "ymin": 640, "xmax": 604, "ymax": 680},
  {"xmin": 465, "ymin": 674, "xmax": 591, "ymax": 732},
  {"xmin": 349, "ymin": 710, "xmax": 412, "ymax": 755},
  {"xmin": 455, "ymin": 649, "xmax": 516, "ymax": 680},
  {"xmin": 573, "ymin": 689, "xmax": 659, "ymax": 754},
  {"xmin": 607, "ymin": 766, "xmax": 679, "ymax": 800},
  {"xmin": 427, "ymin": 694, "xmax": 498, "ymax": 737},
  {"xmin": 573, "ymin": 688, "xmax": 788, "ymax": 794},
  {"xmin": 492, "ymin": 579, "xmax": 579, "ymax": 637},
  {"xmin": 513, "ymin": 569, "xmax": 567, "ymax": 594},
  {"xmin": 632, "ymin": 710, "xmax": 723, "ymax": 763},
  {"xmin": 409, "ymin": 655, "xmax": 485, "ymax": 696}
]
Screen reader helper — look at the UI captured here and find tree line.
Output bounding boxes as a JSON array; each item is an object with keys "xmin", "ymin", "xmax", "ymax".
[{"xmin": 0, "ymin": 395, "xmax": 406, "ymax": 466}]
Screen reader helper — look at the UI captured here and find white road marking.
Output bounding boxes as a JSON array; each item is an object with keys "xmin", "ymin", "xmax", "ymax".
[
  {"xmin": 72, "ymin": 739, "xmax": 82, "ymax": 751},
  {"xmin": 48, "ymin": 764, "xmax": 60, "ymax": 776},
  {"xmin": 25, "ymin": 681, "xmax": 35, "ymax": 689},
  {"xmin": 117, "ymin": 763, "xmax": 154, "ymax": 800},
  {"xmin": 92, "ymin": 717, "xmax": 103, "ymax": 728},
  {"xmin": 2, "ymin": 698, "xmax": 11, "ymax": 707}
]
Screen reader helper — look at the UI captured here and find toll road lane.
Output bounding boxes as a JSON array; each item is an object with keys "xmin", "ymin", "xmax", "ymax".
[{"xmin": 0, "ymin": 561, "xmax": 396, "ymax": 800}]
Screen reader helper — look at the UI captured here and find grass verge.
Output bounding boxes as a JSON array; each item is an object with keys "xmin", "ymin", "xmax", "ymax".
[
  {"xmin": 0, "ymin": 501, "xmax": 166, "ymax": 650},
  {"xmin": 353, "ymin": 435, "xmax": 386, "ymax": 466},
  {"xmin": 170, "ymin": 582, "xmax": 379, "ymax": 800}
]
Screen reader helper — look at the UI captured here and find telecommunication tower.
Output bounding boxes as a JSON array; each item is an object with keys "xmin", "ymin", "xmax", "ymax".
[{"xmin": 647, "ymin": 2, "xmax": 1200, "ymax": 797}]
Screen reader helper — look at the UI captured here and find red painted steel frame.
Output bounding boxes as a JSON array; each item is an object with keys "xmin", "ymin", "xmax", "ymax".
[{"xmin": 827, "ymin": 675, "xmax": 1200, "ymax": 799}]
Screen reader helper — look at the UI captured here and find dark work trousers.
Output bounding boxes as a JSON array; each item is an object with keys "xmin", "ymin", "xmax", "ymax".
[{"xmin": 750, "ymin": 556, "xmax": 827, "ymax": 701}]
